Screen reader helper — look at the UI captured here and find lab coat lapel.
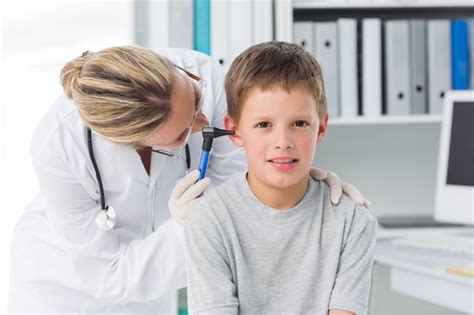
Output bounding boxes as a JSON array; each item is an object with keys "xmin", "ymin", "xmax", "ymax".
[
  {"xmin": 106, "ymin": 140, "xmax": 149, "ymax": 185},
  {"xmin": 149, "ymin": 152, "xmax": 167, "ymax": 191}
]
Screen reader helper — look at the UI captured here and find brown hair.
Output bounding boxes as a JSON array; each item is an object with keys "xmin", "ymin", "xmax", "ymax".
[
  {"xmin": 225, "ymin": 41, "xmax": 327, "ymax": 123},
  {"xmin": 60, "ymin": 46, "xmax": 175, "ymax": 148}
]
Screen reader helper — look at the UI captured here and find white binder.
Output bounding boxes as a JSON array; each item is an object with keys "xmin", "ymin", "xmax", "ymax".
[
  {"xmin": 253, "ymin": 0, "xmax": 273, "ymax": 44},
  {"xmin": 338, "ymin": 18, "xmax": 358, "ymax": 117},
  {"xmin": 229, "ymin": 0, "xmax": 253, "ymax": 61},
  {"xmin": 170, "ymin": 0, "xmax": 193, "ymax": 49},
  {"xmin": 410, "ymin": 19, "xmax": 427, "ymax": 114},
  {"xmin": 468, "ymin": 19, "xmax": 474, "ymax": 89},
  {"xmin": 385, "ymin": 20, "xmax": 411, "ymax": 115},
  {"xmin": 293, "ymin": 22, "xmax": 314, "ymax": 53},
  {"xmin": 147, "ymin": 0, "xmax": 170, "ymax": 51},
  {"xmin": 211, "ymin": 0, "xmax": 230, "ymax": 69},
  {"xmin": 362, "ymin": 18, "xmax": 382, "ymax": 117},
  {"xmin": 314, "ymin": 21, "xmax": 339, "ymax": 118},
  {"xmin": 427, "ymin": 19, "xmax": 451, "ymax": 114}
]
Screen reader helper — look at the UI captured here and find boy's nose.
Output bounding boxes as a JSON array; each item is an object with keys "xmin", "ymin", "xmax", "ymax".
[{"xmin": 274, "ymin": 129, "xmax": 294, "ymax": 149}]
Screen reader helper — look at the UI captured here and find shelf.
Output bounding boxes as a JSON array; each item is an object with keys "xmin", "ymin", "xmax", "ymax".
[
  {"xmin": 329, "ymin": 114, "xmax": 442, "ymax": 126},
  {"xmin": 293, "ymin": 0, "xmax": 474, "ymax": 9}
]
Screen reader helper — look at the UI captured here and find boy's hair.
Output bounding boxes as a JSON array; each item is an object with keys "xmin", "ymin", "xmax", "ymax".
[{"xmin": 225, "ymin": 41, "xmax": 327, "ymax": 123}]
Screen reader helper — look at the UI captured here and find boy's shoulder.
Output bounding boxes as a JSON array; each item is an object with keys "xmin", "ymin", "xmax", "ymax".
[
  {"xmin": 318, "ymin": 180, "xmax": 377, "ymax": 231},
  {"xmin": 187, "ymin": 172, "xmax": 247, "ymax": 226}
]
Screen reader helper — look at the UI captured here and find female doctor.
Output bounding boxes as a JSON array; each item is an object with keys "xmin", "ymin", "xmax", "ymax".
[{"xmin": 8, "ymin": 46, "xmax": 369, "ymax": 313}]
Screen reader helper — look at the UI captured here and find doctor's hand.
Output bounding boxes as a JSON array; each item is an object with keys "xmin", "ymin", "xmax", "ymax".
[
  {"xmin": 169, "ymin": 170, "xmax": 212, "ymax": 225},
  {"xmin": 309, "ymin": 168, "xmax": 371, "ymax": 209}
]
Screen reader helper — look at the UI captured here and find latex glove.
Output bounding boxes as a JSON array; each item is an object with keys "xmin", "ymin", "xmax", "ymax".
[
  {"xmin": 309, "ymin": 168, "xmax": 371, "ymax": 208},
  {"xmin": 169, "ymin": 170, "xmax": 211, "ymax": 225}
]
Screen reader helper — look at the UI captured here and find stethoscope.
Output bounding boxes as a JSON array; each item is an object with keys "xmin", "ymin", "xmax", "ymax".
[
  {"xmin": 87, "ymin": 127, "xmax": 191, "ymax": 231},
  {"xmin": 88, "ymin": 126, "xmax": 232, "ymax": 231}
]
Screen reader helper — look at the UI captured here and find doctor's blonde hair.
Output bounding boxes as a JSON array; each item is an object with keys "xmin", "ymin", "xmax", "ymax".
[{"xmin": 60, "ymin": 46, "xmax": 174, "ymax": 147}]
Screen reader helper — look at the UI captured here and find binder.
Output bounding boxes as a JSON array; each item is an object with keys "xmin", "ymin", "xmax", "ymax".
[
  {"xmin": 451, "ymin": 20, "xmax": 469, "ymax": 90},
  {"xmin": 314, "ymin": 21, "xmax": 339, "ymax": 118},
  {"xmin": 385, "ymin": 20, "xmax": 411, "ymax": 115},
  {"xmin": 211, "ymin": 0, "xmax": 230, "ymax": 68},
  {"xmin": 362, "ymin": 18, "xmax": 382, "ymax": 117},
  {"xmin": 410, "ymin": 20, "xmax": 428, "ymax": 114},
  {"xmin": 170, "ymin": 0, "xmax": 193, "ymax": 49},
  {"xmin": 428, "ymin": 20, "xmax": 451, "ymax": 114},
  {"xmin": 469, "ymin": 19, "xmax": 474, "ymax": 89},
  {"xmin": 293, "ymin": 22, "xmax": 314, "ymax": 53},
  {"xmin": 229, "ymin": 0, "xmax": 253, "ymax": 61},
  {"xmin": 337, "ymin": 18, "xmax": 358, "ymax": 117},
  {"xmin": 253, "ymin": 0, "xmax": 273, "ymax": 44},
  {"xmin": 134, "ymin": 0, "xmax": 148, "ymax": 47},
  {"xmin": 194, "ymin": 0, "xmax": 211, "ymax": 55},
  {"xmin": 147, "ymin": 0, "xmax": 170, "ymax": 50}
]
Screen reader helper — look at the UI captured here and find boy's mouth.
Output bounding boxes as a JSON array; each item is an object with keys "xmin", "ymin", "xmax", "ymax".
[
  {"xmin": 267, "ymin": 157, "xmax": 299, "ymax": 171},
  {"xmin": 268, "ymin": 158, "xmax": 298, "ymax": 163}
]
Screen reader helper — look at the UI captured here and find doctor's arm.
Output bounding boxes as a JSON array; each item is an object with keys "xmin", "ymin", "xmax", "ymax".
[{"xmin": 32, "ymin": 143, "xmax": 186, "ymax": 304}]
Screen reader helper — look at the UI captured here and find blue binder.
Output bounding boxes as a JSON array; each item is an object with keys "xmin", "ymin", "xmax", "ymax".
[
  {"xmin": 194, "ymin": 0, "xmax": 210, "ymax": 55},
  {"xmin": 451, "ymin": 20, "xmax": 469, "ymax": 90}
]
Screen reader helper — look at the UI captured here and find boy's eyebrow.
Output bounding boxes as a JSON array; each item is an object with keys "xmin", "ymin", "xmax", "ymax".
[{"xmin": 249, "ymin": 113, "xmax": 316, "ymax": 120}]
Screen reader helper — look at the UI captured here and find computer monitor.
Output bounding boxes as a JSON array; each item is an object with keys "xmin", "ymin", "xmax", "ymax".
[{"xmin": 435, "ymin": 90, "xmax": 474, "ymax": 225}]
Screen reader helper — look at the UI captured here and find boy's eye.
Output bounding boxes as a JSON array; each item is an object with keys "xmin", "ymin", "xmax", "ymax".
[
  {"xmin": 256, "ymin": 122, "xmax": 270, "ymax": 128},
  {"xmin": 294, "ymin": 120, "xmax": 309, "ymax": 127}
]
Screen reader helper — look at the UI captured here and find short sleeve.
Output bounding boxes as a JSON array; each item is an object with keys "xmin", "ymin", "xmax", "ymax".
[
  {"xmin": 329, "ymin": 206, "xmax": 378, "ymax": 315},
  {"xmin": 184, "ymin": 198, "xmax": 239, "ymax": 314}
]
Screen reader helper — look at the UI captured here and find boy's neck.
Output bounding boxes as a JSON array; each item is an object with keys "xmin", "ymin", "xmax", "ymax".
[{"xmin": 246, "ymin": 172, "xmax": 310, "ymax": 211}]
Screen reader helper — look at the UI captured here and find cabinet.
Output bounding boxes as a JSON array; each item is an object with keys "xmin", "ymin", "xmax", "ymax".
[{"xmin": 275, "ymin": 0, "xmax": 474, "ymax": 218}]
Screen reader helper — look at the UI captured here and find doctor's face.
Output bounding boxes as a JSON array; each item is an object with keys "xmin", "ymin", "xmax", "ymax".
[{"xmin": 138, "ymin": 67, "xmax": 208, "ymax": 149}]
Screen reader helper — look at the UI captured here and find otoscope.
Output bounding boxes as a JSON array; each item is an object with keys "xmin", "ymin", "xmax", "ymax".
[{"xmin": 198, "ymin": 126, "xmax": 235, "ymax": 180}]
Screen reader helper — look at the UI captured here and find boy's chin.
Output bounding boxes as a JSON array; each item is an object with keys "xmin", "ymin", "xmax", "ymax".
[{"xmin": 258, "ymin": 173, "xmax": 309, "ymax": 190}]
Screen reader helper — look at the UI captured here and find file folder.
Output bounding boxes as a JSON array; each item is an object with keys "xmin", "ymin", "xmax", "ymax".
[
  {"xmin": 451, "ymin": 20, "xmax": 469, "ymax": 90},
  {"xmin": 362, "ymin": 18, "xmax": 382, "ymax": 117},
  {"xmin": 315, "ymin": 21, "xmax": 339, "ymax": 118},
  {"xmin": 410, "ymin": 20, "xmax": 428, "ymax": 114},
  {"xmin": 338, "ymin": 18, "xmax": 358, "ymax": 117},
  {"xmin": 211, "ymin": 0, "xmax": 230, "ymax": 68},
  {"xmin": 469, "ymin": 19, "xmax": 474, "ymax": 89},
  {"xmin": 147, "ymin": 0, "xmax": 170, "ymax": 50},
  {"xmin": 229, "ymin": 0, "xmax": 253, "ymax": 61},
  {"xmin": 194, "ymin": 0, "xmax": 211, "ymax": 55},
  {"xmin": 253, "ymin": 0, "xmax": 273, "ymax": 44},
  {"xmin": 293, "ymin": 22, "xmax": 314, "ymax": 53},
  {"xmin": 428, "ymin": 19, "xmax": 451, "ymax": 114},
  {"xmin": 170, "ymin": 0, "xmax": 193, "ymax": 49},
  {"xmin": 385, "ymin": 20, "xmax": 411, "ymax": 115}
]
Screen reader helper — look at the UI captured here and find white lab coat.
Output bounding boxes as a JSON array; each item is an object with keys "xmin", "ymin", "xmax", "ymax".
[{"xmin": 8, "ymin": 49, "xmax": 246, "ymax": 313}]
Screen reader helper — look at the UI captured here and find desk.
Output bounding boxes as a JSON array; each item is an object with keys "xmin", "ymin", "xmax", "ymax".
[{"xmin": 374, "ymin": 228, "xmax": 474, "ymax": 313}]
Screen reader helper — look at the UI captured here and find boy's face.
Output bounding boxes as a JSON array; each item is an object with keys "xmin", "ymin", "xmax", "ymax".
[{"xmin": 225, "ymin": 86, "xmax": 328, "ymax": 190}]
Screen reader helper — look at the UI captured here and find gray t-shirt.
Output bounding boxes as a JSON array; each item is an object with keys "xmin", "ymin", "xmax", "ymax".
[{"xmin": 185, "ymin": 173, "xmax": 377, "ymax": 314}]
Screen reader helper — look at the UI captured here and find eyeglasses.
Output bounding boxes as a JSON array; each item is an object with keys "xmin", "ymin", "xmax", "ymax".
[{"xmin": 142, "ymin": 64, "xmax": 207, "ymax": 159}]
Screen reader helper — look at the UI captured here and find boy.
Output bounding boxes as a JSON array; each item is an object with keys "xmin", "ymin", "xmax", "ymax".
[{"xmin": 184, "ymin": 41, "xmax": 377, "ymax": 314}]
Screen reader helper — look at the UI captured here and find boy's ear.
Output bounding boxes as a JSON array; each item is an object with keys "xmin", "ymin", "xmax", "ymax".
[
  {"xmin": 316, "ymin": 113, "xmax": 329, "ymax": 144},
  {"xmin": 224, "ymin": 114, "xmax": 244, "ymax": 147}
]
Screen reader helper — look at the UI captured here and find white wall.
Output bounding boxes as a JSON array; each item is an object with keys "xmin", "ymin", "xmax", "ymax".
[{"xmin": 0, "ymin": 1, "xmax": 134, "ymax": 311}]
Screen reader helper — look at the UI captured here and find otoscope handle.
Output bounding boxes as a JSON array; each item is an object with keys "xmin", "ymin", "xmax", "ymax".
[{"xmin": 198, "ymin": 150, "xmax": 210, "ymax": 180}]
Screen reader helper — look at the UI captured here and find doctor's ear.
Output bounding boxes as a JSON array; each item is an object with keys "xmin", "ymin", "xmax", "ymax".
[{"xmin": 224, "ymin": 114, "xmax": 243, "ymax": 147}]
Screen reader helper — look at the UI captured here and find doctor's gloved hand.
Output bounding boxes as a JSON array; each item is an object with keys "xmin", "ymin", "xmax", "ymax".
[
  {"xmin": 169, "ymin": 170, "xmax": 211, "ymax": 225},
  {"xmin": 309, "ymin": 167, "xmax": 371, "ymax": 209}
]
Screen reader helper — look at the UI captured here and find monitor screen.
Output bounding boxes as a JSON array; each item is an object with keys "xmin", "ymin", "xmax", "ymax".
[{"xmin": 446, "ymin": 101, "xmax": 474, "ymax": 187}]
